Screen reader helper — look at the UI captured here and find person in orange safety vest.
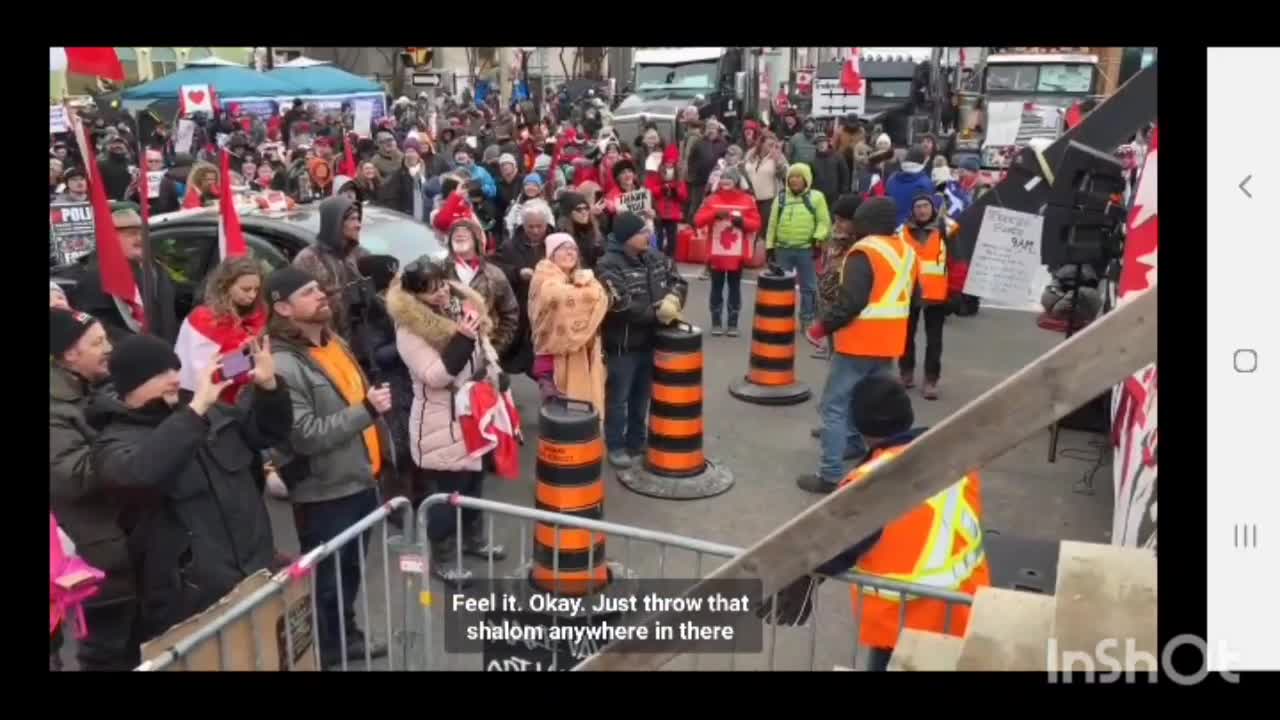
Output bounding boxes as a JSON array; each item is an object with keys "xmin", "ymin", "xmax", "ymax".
[
  {"xmin": 896, "ymin": 194, "xmax": 959, "ymax": 400},
  {"xmin": 760, "ymin": 374, "xmax": 990, "ymax": 671},
  {"xmin": 798, "ymin": 197, "xmax": 921, "ymax": 495}
]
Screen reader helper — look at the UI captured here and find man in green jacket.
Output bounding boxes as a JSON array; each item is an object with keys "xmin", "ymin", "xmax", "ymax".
[{"xmin": 765, "ymin": 163, "xmax": 831, "ymax": 330}]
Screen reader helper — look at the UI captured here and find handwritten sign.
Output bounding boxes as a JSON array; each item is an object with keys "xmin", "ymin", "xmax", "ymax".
[
  {"xmin": 621, "ymin": 189, "xmax": 651, "ymax": 216},
  {"xmin": 50, "ymin": 105, "xmax": 69, "ymax": 134},
  {"xmin": 146, "ymin": 171, "xmax": 164, "ymax": 199},
  {"xmin": 353, "ymin": 100, "xmax": 373, "ymax": 138},
  {"xmin": 962, "ymin": 206, "xmax": 1045, "ymax": 309},
  {"xmin": 49, "ymin": 202, "xmax": 96, "ymax": 265},
  {"xmin": 174, "ymin": 119, "xmax": 196, "ymax": 155}
]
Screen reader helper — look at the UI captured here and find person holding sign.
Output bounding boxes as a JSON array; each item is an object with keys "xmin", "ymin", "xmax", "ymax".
[
  {"xmin": 603, "ymin": 158, "xmax": 655, "ymax": 239},
  {"xmin": 694, "ymin": 167, "xmax": 761, "ymax": 337},
  {"xmin": 798, "ymin": 197, "xmax": 920, "ymax": 495},
  {"xmin": 895, "ymin": 195, "xmax": 958, "ymax": 400}
]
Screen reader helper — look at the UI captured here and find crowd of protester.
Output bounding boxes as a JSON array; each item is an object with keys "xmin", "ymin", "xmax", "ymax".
[{"xmin": 50, "ymin": 83, "xmax": 1000, "ymax": 671}]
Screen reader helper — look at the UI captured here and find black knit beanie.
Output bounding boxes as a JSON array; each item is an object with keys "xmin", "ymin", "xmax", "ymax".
[
  {"xmin": 357, "ymin": 254, "xmax": 400, "ymax": 293},
  {"xmin": 559, "ymin": 190, "xmax": 587, "ymax": 217},
  {"xmin": 611, "ymin": 211, "xmax": 648, "ymax": 247},
  {"xmin": 854, "ymin": 197, "xmax": 899, "ymax": 237},
  {"xmin": 851, "ymin": 375, "xmax": 914, "ymax": 439},
  {"xmin": 109, "ymin": 335, "xmax": 181, "ymax": 398},
  {"xmin": 832, "ymin": 193, "xmax": 863, "ymax": 221},
  {"xmin": 50, "ymin": 309, "xmax": 98, "ymax": 357}
]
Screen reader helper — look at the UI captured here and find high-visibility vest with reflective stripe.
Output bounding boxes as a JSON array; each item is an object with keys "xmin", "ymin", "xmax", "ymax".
[
  {"xmin": 897, "ymin": 218, "xmax": 956, "ymax": 303},
  {"xmin": 840, "ymin": 445, "xmax": 991, "ymax": 650},
  {"xmin": 832, "ymin": 235, "xmax": 917, "ymax": 358}
]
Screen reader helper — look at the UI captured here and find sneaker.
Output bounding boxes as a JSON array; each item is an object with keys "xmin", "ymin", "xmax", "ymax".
[
  {"xmin": 627, "ymin": 446, "xmax": 647, "ymax": 458},
  {"xmin": 698, "ymin": 268, "xmax": 711, "ymax": 281},
  {"xmin": 608, "ymin": 450, "xmax": 634, "ymax": 469},
  {"xmin": 463, "ymin": 529, "xmax": 508, "ymax": 561},
  {"xmin": 921, "ymin": 380, "xmax": 939, "ymax": 401},
  {"xmin": 726, "ymin": 326, "xmax": 739, "ymax": 337},
  {"xmin": 900, "ymin": 371, "xmax": 916, "ymax": 389},
  {"xmin": 430, "ymin": 540, "xmax": 474, "ymax": 588},
  {"xmin": 344, "ymin": 629, "xmax": 389, "ymax": 662},
  {"xmin": 795, "ymin": 473, "xmax": 838, "ymax": 495},
  {"xmin": 711, "ymin": 324, "xmax": 724, "ymax": 337}
]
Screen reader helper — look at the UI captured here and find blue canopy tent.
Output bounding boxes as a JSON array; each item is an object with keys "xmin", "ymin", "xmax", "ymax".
[
  {"xmin": 120, "ymin": 64, "xmax": 303, "ymax": 103},
  {"xmin": 267, "ymin": 62, "xmax": 388, "ymax": 126}
]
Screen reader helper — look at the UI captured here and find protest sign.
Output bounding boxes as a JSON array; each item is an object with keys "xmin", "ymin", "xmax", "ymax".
[
  {"xmin": 962, "ymin": 206, "xmax": 1045, "ymax": 309},
  {"xmin": 621, "ymin": 190, "xmax": 651, "ymax": 215},
  {"xmin": 146, "ymin": 171, "xmax": 164, "ymax": 199},
  {"xmin": 353, "ymin": 100, "xmax": 373, "ymax": 138},
  {"xmin": 174, "ymin": 119, "xmax": 196, "ymax": 155},
  {"xmin": 50, "ymin": 106, "xmax": 69, "ymax": 134},
  {"xmin": 49, "ymin": 202, "xmax": 95, "ymax": 265}
]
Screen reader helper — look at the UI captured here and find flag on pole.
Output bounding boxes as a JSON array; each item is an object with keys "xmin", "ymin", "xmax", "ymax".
[
  {"xmin": 341, "ymin": 132, "xmax": 357, "ymax": 178},
  {"xmin": 79, "ymin": 120, "xmax": 145, "ymax": 330},
  {"xmin": 217, "ymin": 149, "xmax": 248, "ymax": 259},
  {"xmin": 841, "ymin": 47, "xmax": 863, "ymax": 95},
  {"xmin": 56, "ymin": 48, "xmax": 125, "ymax": 82}
]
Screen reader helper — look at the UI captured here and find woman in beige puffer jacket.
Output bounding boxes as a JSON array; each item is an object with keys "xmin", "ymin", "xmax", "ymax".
[{"xmin": 385, "ymin": 262, "xmax": 507, "ymax": 585}]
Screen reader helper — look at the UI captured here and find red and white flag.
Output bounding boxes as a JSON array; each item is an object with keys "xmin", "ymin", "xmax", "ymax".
[
  {"xmin": 180, "ymin": 84, "xmax": 217, "ymax": 117},
  {"xmin": 53, "ymin": 48, "xmax": 124, "ymax": 82},
  {"xmin": 841, "ymin": 47, "xmax": 864, "ymax": 95},
  {"xmin": 1110, "ymin": 126, "xmax": 1157, "ymax": 549},
  {"xmin": 79, "ymin": 118, "xmax": 145, "ymax": 330},
  {"xmin": 217, "ymin": 149, "xmax": 248, "ymax": 259}
]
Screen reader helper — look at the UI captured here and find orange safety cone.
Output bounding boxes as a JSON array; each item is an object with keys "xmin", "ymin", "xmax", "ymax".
[
  {"xmin": 728, "ymin": 266, "xmax": 812, "ymax": 405},
  {"xmin": 617, "ymin": 322, "xmax": 734, "ymax": 500}
]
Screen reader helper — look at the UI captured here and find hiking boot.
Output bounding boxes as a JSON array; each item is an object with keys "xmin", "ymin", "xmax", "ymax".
[
  {"xmin": 795, "ymin": 473, "xmax": 838, "ymax": 495},
  {"xmin": 921, "ymin": 380, "xmax": 939, "ymax": 401},
  {"xmin": 608, "ymin": 450, "xmax": 633, "ymax": 469},
  {"xmin": 430, "ymin": 539, "xmax": 474, "ymax": 588},
  {"xmin": 900, "ymin": 371, "xmax": 916, "ymax": 389},
  {"xmin": 463, "ymin": 525, "xmax": 508, "ymax": 561}
]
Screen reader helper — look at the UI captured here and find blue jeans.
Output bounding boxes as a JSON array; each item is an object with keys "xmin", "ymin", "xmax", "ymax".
[
  {"xmin": 818, "ymin": 354, "xmax": 893, "ymax": 484},
  {"xmin": 294, "ymin": 487, "xmax": 379, "ymax": 652},
  {"xmin": 773, "ymin": 248, "xmax": 817, "ymax": 325},
  {"xmin": 605, "ymin": 349, "xmax": 654, "ymax": 452}
]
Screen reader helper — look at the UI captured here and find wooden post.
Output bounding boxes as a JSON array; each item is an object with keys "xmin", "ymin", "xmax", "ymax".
[{"xmin": 574, "ymin": 284, "xmax": 1158, "ymax": 671}]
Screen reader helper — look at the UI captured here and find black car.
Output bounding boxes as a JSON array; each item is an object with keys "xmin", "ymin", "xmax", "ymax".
[{"xmin": 52, "ymin": 203, "xmax": 447, "ymax": 321}]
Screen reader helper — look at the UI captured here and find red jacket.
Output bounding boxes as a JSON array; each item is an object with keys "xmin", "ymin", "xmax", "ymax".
[
  {"xmin": 645, "ymin": 170, "xmax": 688, "ymax": 222},
  {"xmin": 694, "ymin": 188, "xmax": 761, "ymax": 272}
]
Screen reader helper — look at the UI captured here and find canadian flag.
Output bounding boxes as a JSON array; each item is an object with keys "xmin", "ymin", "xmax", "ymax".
[
  {"xmin": 79, "ymin": 118, "xmax": 145, "ymax": 330},
  {"xmin": 217, "ymin": 149, "xmax": 248, "ymax": 259},
  {"xmin": 180, "ymin": 84, "xmax": 217, "ymax": 117},
  {"xmin": 841, "ymin": 47, "xmax": 864, "ymax": 95},
  {"xmin": 51, "ymin": 48, "xmax": 124, "ymax": 82},
  {"xmin": 1110, "ymin": 126, "xmax": 1157, "ymax": 549}
]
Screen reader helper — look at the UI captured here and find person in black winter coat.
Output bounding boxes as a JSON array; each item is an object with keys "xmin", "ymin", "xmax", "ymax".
[
  {"xmin": 556, "ymin": 190, "xmax": 606, "ymax": 271},
  {"xmin": 68, "ymin": 204, "xmax": 179, "ymax": 345},
  {"xmin": 492, "ymin": 199, "xmax": 553, "ymax": 376},
  {"xmin": 686, "ymin": 120, "xmax": 729, "ymax": 217},
  {"xmin": 152, "ymin": 154, "xmax": 194, "ymax": 215},
  {"xmin": 91, "ymin": 334, "xmax": 291, "ymax": 641},
  {"xmin": 810, "ymin": 135, "xmax": 850, "ymax": 207},
  {"xmin": 97, "ymin": 136, "xmax": 135, "ymax": 202}
]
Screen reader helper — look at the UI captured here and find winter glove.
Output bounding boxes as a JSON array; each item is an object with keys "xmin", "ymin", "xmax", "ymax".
[
  {"xmin": 731, "ymin": 215, "xmax": 745, "ymax": 229},
  {"xmin": 757, "ymin": 576, "xmax": 821, "ymax": 626},
  {"xmin": 655, "ymin": 292, "xmax": 683, "ymax": 325}
]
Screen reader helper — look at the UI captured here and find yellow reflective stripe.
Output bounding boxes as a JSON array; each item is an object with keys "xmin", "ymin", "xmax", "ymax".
[
  {"xmin": 855, "ymin": 237, "xmax": 916, "ymax": 322},
  {"xmin": 920, "ymin": 261, "xmax": 946, "ymax": 276}
]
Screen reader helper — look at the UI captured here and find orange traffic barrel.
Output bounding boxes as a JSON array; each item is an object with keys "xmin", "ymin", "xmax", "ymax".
[
  {"xmin": 617, "ymin": 323, "xmax": 734, "ymax": 500},
  {"xmin": 728, "ymin": 266, "xmax": 812, "ymax": 405},
  {"xmin": 532, "ymin": 398, "xmax": 609, "ymax": 596}
]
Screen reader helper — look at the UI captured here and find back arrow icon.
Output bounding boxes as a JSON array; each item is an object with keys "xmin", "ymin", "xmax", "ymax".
[{"xmin": 1240, "ymin": 175, "xmax": 1253, "ymax": 198}]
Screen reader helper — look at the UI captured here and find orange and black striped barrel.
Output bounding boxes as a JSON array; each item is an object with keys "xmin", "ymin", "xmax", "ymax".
[
  {"xmin": 748, "ymin": 270, "xmax": 799, "ymax": 387},
  {"xmin": 645, "ymin": 323, "xmax": 707, "ymax": 478},
  {"xmin": 533, "ymin": 399, "xmax": 608, "ymax": 596}
]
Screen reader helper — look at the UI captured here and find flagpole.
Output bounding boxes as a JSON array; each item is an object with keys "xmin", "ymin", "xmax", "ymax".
[{"xmin": 133, "ymin": 107, "xmax": 158, "ymax": 336}]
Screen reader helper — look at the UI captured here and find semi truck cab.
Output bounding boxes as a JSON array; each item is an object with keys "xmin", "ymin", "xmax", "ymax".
[{"xmin": 613, "ymin": 47, "xmax": 749, "ymax": 146}]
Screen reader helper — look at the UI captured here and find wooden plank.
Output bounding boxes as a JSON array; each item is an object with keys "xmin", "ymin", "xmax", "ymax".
[
  {"xmin": 889, "ymin": 630, "xmax": 963, "ymax": 671},
  {"xmin": 1052, "ymin": 541, "xmax": 1157, "ymax": 668},
  {"xmin": 955, "ymin": 587, "xmax": 1054, "ymax": 671},
  {"xmin": 574, "ymin": 284, "xmax": 1157, "ymax": 671}
]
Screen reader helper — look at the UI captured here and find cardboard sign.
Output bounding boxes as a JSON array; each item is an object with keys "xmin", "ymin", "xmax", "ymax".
[
  {"xmin": 50, "ymin": 105, "xmax": 69, "ymax": 134},
  {"xmin": 49, "ymin": 201, "xmax": 95, "ymax": 265},
  {"xmin": 621, "ymin": 189, "xmax": 651, "ymax": 215},
  {"xmin": 353, "ymin": 100, "xmax": 373, "ymax": 138},
  {"xmin": 180, "ymin": 84, "xmax": 215, "ymax": 117},
  {"xmin": 140, "ymin": 570, "xmax": 317, "ymax": 672},
  {"xmin": 174, "ymin": 119, "xmax": 196, "ymax": 155},
  {"xmin": 146, "ymin": 170, "xmax": 164, "ymax": 199},
  {"xmin": 962, "ymin": 206, "xmax": 1045, "ymax": 309}
]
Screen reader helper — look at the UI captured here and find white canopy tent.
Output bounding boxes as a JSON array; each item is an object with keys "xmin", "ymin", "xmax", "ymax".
[{"xmin": 276, "ymin": 56, "xmax": 330, "ymax": 68}]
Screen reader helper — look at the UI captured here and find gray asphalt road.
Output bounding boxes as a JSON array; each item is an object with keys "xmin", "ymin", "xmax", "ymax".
[{"xmin": 71, "ymin": 263, "xmax": 1115, "ymax": 672}]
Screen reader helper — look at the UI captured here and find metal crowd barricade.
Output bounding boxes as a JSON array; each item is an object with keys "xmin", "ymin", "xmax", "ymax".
[
  {"xmin": 406, "ymin": 493, "xmax": 975, "ymax": 672},
  {"xmin": 134, "ymin": 497, "xmax": 415, "ymax": 672},
  {"xmin": 133, "ymin": 493, "xmax": 973, "ymax": 671}
]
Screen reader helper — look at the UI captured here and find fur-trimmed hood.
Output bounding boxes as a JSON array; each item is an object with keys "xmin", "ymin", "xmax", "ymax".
[{"xmin": 385, "ymin": 277, "xmax": 492, "ymax": 351}]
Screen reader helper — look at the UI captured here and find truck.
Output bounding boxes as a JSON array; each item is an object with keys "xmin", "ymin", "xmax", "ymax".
[
  {"xmin": 952, "ymin": 51, "xmax": 1104, "ymax": 184},
  {"xmin": 809, "ymin": 48, "xmax": 946, "ymax": 147},
  {"xmin": 610, "ymin": 47, "xmax": 755, "ymax": 148}
]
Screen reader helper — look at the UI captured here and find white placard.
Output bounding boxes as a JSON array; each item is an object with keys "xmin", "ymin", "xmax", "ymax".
[
  {"xmin": 216, "ymin": 133, "xmax": 231, "ymax": 149},
  {"xmin": 174, "ymin": 119, "xmax": 196, "ymax": 155},
  {"xmin": 962, "ymin": 206, "xmax": 1045, "ymax": 309},
  {"xmin": 50, "ymin": 105, "xmax": 69, "ymax": 134},
  {"xmin": 984, "ymin": 101, "xmax": 1024, "ymax": 147},
  {"xmin": 146, "ymin": 170, "xmax": 164, "ymax": 199},
  {"xmin": 353, "ymin": 100, "xmax": 373, "ymax": 138}
]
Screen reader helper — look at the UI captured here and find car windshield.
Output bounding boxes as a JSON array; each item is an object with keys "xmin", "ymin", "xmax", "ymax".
[
  {"xmin": 282, "ymin": 206, "xmax": 446, "ymax": 266},
  {"xmin": 986, "ymin": 63, "xmax": 1095, "ymax": 94},
  {"xmin": 868, "ymin": 80, "xmax": 913, "ymax": 99},
  {"xmin": 635, "ymin": 61, "xmax": 717, "ymax": 98}
]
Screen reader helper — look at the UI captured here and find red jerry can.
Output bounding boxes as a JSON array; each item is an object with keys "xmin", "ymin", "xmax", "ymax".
[
  {"xmin": 744, "ymin": 235, "xmax": 767, "ymax": 269},
  {"xmin": 675, "ymin": 224, "xmax": 694, "ymax": 263},
  {"xmin": 686, "ymin": 227, "xmax": 709, "ymax": 264}
]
